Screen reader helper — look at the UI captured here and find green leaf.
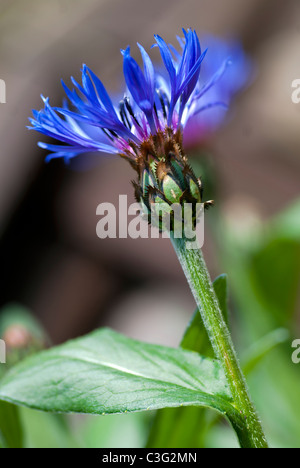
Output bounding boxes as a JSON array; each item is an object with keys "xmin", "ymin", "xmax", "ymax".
[
  {"xmin": 0, "ymin": 328, "xmax": 237, "ymax": 421},
  {"xmin": 180, "ymin": 308, "xmax": 211, "ymax": 355},
  {"xmin": 0, "ymin": 401, "xmax": 23, "ymax": 448}
]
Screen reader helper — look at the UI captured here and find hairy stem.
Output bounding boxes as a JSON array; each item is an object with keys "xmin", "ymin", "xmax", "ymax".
[{"xmin": 171, "ymin": 233, "xmax": 268, "ymax": 448}]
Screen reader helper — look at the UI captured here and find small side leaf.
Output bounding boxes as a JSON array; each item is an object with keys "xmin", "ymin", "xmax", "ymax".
[
  {"xmin": 180, "ymin": 273, "xmax": 229, "ymax": 355},
  {"xmin": 180, "ymin": 308, "xmax": 212, "ymax": 356},
  {"xmin": 212, "ymin": 274, "xmax": 229, "ymax": 327}
]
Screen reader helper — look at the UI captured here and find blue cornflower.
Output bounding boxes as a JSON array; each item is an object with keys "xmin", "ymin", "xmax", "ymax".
[
  {"xmin": 29, "ymin": 29, "xmax": 249, "ymax": 164},
  {"xmin": 29, "ymin": 29, "xmax": 251, "ymax": 219}
]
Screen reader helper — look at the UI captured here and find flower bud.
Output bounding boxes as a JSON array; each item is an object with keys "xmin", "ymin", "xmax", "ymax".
[{"xmin": 132, "ymin": 129, "xmax": 207, "ymax": 232}]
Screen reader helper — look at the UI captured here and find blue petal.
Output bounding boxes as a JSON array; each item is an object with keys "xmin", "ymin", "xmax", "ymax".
[
  {"xmin": 122, "ymin": 46, "xmax": 156, "ymax": 131},
  {"xmin": 154, "ymin": 35, "xmax": 176, "ymax": 85},
  {"xmin": 85, "ymin": 66, "xmax": 117, "ymax": 115},
  {"xmin": 178, "ymin": 48, "xmax": 207, "ymax": 100},
  {"xmin": 137, "ymin": 43, "xmax": 155, "ymax": 94},
  {"xmin": 122, "ymin": 48, "xmax": 150, "ymax": 108}
]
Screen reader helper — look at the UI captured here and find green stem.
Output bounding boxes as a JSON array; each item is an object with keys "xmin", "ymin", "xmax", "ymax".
[{"xmin": 171, "ymin": 233, "xmax": 268, "ymax": 448}]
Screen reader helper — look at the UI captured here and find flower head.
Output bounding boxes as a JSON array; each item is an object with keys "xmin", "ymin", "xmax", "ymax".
[
  {"xmin": 29, "ymin": 29, "xmax": 249, "ymax": 162},
  {"xmin": 29, "ymin": 29, "xmax": 250, "ymax": 227}
]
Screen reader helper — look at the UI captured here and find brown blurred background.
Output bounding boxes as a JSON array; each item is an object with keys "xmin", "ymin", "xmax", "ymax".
[{"xmin": 0, "ymin": 0, "xmax": 299, "ymax": 345}]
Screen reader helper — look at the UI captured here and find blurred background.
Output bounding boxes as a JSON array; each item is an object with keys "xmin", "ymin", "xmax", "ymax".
[{"xmin": 0, "ymin": 0, "xmax": 300, "ymax": 448}]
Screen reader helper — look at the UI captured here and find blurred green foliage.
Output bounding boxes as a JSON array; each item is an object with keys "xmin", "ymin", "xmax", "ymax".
[
  {"xmin": 216, "ymin": 199, "xmax": 300, "ymax": 447},
  {"xmin": 0, "ymin": 198, "xmax": 299, "ymax": 448}
]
